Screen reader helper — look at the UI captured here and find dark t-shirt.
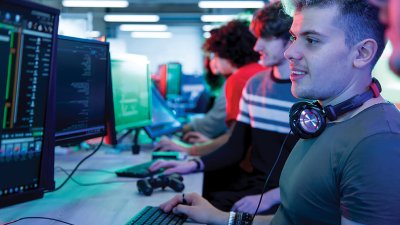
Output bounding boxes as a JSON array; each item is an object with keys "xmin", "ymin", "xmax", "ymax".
[{"xmin": 272, "ymin": 103, "xmax": 400, "ymax": 225}]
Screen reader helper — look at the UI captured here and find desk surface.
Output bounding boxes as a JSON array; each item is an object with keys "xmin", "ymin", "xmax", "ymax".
[{"xmin": 1, "ymin": 145, "xmax": 203, "ymax": 225}]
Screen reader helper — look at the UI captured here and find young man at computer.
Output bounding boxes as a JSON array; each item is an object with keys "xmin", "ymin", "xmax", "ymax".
[
  {"xmin": 151, "ymin": 2, "xmax": 299, "ymax": 214},
  {"xmin": 156, "ymin": 1, "xmax": 400, "ymax": 224},
  {"xmin": 154, "ymin": 20, "xmax": 264, "ymax": 156}
]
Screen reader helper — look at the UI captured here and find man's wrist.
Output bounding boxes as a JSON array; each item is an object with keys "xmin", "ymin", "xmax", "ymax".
[{"xmin": 188, "ymin": 158, "xmax": 204, "ymax": 172}]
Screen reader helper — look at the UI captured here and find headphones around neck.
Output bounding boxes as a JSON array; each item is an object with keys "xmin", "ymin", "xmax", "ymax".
[{"xmin": 289, "ymin": 78, "xmax": 382, "ymax": 139}]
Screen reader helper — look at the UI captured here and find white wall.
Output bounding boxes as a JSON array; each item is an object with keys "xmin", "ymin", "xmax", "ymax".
[{"xmin": 108, "ymin": 26, "xmax": 204, "ymax": 75}]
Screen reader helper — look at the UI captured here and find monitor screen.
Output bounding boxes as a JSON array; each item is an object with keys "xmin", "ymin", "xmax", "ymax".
[
  {"xmin": 0, "ymin": 0, "xmax": 59, "ymax": 207},
  {"xmin": 55, "ymin": 36, "xmax": 109, "ymax": 145},
  {"xmin": 166, "ymin": 62, "xmax": 182, "ymax": 99},
  {"xmin": 111, "ymin": 54, "xmax": 152, "ymax": 132},
  {"xmin": 144, "ymin": 86, "xmax": 182, "ymax": 139},
  {"xmin": 158, "ymin": 62, "xmax": 182, "ymax": 99}
]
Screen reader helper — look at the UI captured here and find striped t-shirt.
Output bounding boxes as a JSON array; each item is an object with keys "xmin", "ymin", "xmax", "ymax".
[{"xmin": 237, "ymin": 69, "xmax": 297, "ymax": 134}]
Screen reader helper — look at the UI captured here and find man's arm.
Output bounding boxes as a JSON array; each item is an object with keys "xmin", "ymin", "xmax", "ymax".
[
  {"xmin": 190, "ymin": 121, "xmax": 235, "ymax": 156},
  {"xmin": 201, "ymin": 121, "xmax": 251, "ymax": 171}
]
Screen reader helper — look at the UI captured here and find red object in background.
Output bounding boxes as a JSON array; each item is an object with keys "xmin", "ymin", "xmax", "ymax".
[{"xmin": 159, "ymin": 64, "xmax": 168, "ymax": 98}]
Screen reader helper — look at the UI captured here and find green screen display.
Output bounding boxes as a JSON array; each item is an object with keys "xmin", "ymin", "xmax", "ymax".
[
  {"xmin": 166, "ymin": 63, "xmax": 182, "ymax": 99},
  {"xmin": 111, "ymin": 56, "xmax": 152, "ymax": 131}
]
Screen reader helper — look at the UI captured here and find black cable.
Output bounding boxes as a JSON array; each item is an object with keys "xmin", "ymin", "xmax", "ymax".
[
  {"xmin": 251, "ymin": 130, "xmax": 292, "ymax": 222},
  {"xmin": 56, "ymin": 167, "xmax": 136, "ymax": 186},
  {"xmin": 54, "ymin": 166, "xmax": 114, "ymax": 174},
  {"xmin": 2, "ymin": 216, "xmax": 74, "ymax": 225},
  {"xmin": 45, "ymin": 137, "xmax": 104, "ymax": 193}
]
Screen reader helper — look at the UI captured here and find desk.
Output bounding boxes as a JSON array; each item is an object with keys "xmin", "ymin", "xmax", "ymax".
[{"xmin": 1, "ymin": 145, "xmax": 203, "ymax": 225}]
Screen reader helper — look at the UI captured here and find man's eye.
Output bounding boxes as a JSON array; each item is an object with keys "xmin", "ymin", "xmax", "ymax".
[
  {"xmin": 289, "ymin": 35, "xmax": 296, "ymax": 42},
  {"xmin": 306, "ymin": 37, "xmax": 319, "ymax": 44}
]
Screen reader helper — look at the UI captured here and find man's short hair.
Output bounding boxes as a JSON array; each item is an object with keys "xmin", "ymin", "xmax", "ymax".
[
  {"xmin": 250, "ymin": 1, "xmax": 293, "ymax": 41},
  {"xmin": 202, "ymin": 20, "xmax": 260, "ymax": 68},
  {"xmin": 281, "ymin": 0, "xmax": 386, "ymax": 67}
]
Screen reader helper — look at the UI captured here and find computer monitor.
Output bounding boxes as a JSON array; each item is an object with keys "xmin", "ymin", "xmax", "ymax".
[
  {"xmin": 144, "ymin": 86, "xmax": 183, "ymax": 139},
  {"xmin": 0, "ymin": 0, "xmax": 59, "ymax": 207},
  {"xmin": 55, "ymin": 36, "xmax": 109, "ymax": 146},
  {"xmin": 105, "ymin": 54, "xmax": 152, "ymax": 146},
  {"xmin": 159, "ymin": 62, "xmax": 182, "ymax": 99}
]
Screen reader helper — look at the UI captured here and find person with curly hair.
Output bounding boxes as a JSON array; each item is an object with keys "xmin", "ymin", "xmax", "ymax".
[{"xmin": 154, "ymin": 20, "xmax": 265, "ymax": 156}]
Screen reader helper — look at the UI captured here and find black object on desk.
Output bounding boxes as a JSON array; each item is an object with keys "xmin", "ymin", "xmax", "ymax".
[
  {"xmin": 126, "ymin": 206, "xmax": 187, "ymax": 225},
  {"xmin": 137, "ymin": 173, "xmax": 184, "ymax": 196},
  {"xmin": 115, "ymin": 161, "xmax": 164, "ymax": 178}
]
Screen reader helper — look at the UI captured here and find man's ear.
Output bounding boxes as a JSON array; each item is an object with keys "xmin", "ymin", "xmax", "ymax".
[{"xmin": 353, "ymin": 39, "xmax": 378, "ymax": 68}]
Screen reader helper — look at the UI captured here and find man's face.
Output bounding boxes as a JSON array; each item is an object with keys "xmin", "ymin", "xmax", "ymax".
[
  {"xmin": 369, "ymin": 0, "xmax": 400, "ymax": 75},
  {"xmin": 253, "ymin": 37, "xmax": 288, "ymax": 67},
  {"xmin": 284, "ymin": 5, "xmax": 354, "ymax": 101},
  {"xmin": 211, "ymin": 55, "xmax": 234, "ymax": 76}
]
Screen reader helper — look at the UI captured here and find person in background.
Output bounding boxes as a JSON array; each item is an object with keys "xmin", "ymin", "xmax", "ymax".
[
  {"xmin": 152, "ymin": 1, "xmax": 298, "ymax": 214},
  {"xmin": 180, "ymin": 51, "xmax": 229, "ymax": 143},
  {"xmin": 157, "ymin": 0, "xmax": 400, "ymax": 224},
  {"xmin": 368, "ymin": 0, "xmax": 400, "ymax": 75},
  {"xmin": 154, "ymin": 20, "xmax": 264, "ymax": 156}
]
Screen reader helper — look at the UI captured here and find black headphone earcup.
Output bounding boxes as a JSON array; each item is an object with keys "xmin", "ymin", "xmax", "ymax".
[{"xmin": 289, "ymin": 102, "xmax": 327, "ymax": 139}]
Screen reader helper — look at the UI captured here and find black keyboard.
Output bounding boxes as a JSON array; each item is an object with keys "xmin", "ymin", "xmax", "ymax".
[
  {"xmin": 126, "ymin": 206, "xmax": 187, "ymax": 225},
  {"xmin": 115, "ymin": 161, "xmax": 164, "ymax": 178}
]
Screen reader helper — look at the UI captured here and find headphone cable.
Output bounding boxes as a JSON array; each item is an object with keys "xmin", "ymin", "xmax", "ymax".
[{"xmin": 251, "ymin": 130, "xmax": 292, "ymax": 222}]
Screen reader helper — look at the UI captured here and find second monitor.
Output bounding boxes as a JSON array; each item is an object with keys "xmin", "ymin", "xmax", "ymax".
[
  {"xmin": 105, "ymin": 54, "xmax": 152, "ymax": 149},
  {"xmin": 55, "ymin": 36, "xmax": 109, "ymax": 146}
]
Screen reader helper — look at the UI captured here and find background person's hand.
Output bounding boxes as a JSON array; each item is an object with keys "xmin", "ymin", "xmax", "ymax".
[
  {"xmin": 153, "ymin": 136, "xmax": 189, "ymax": 153},
  {"xmin": 160, "ymin": 192, "xmax": 228, "ymax": 225},
  {"xmin": 149, "ymin": 160, "xmax": 197, "ymax": 175},
  {"xmin": 182, "ymin": 131, "xmax": 211, "ymax": 144}
]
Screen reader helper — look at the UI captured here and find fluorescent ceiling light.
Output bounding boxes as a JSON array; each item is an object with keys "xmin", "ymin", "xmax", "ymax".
[
  {"xmin": 203, "ymin": 32, "xmax": 211, "ymax": 39},
  {"xmin": 120, "ymin": 24, "xmax": 168, "ymax": 32},
  {"xmin": 199, "ymin": 1, "xmax": 264, "ymax": 8},
  {"xmin": 201, "ymin": 14, "xmax": 253, "ymax": 22},
  {"xmin": 104, "ymin": 15, "xmax": 159, "ymax": 22},
  {"xmin": 62, "ymin": 0, "xmax": 129, "ymax": 8},
  {"xmin": 131, "ymin": 32, "xmax": 172, "ymax": 39},
  {"xmin": 202, "ymin": 24, "xmax": 221, "ymax": 32}
]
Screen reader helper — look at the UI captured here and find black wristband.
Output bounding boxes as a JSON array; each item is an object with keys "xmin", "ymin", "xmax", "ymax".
[{"xmin": 189, "ymin": 158, "xmax": 201, "ymax": 171}]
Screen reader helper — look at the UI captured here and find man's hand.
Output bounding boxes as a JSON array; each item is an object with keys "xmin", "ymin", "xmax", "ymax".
[
  {"xmin": 160, "ymin": 192, "xmax": 229, "ymax": 225},
  {"xmin": 153, "ymin": 136, "xmax": 189, "ymax": 153},
  {"xmin": 149, "ymin": 160, "xmax": 198, "ymax": 175},
  {"xmin": 231, "ymin": 188, "xmax": 280, "ymax": 214},
  {"xmin": 182, "ymin": 131, "xmax": 211, "ymax": 144}
]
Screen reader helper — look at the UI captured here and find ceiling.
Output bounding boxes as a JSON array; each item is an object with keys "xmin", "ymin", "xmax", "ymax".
[{"xmin": 30, "ymin": 0, "xmax": 265, "ymax": 26}]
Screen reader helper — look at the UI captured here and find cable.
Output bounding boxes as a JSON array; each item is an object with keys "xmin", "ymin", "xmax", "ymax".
[
  {"xmin": 45, "ymin": 137, "xmax": 104, "ymax": 193},
  {"xmin": 251, "ymin": 130, "xmax": 292, "ymax": 222},
  {"xmin": 2, "ymin": 216, "xmax": 73, "ymax": 225},
  {"xmin": 54, "ymin": 166, "xmax": 115, "ymax": 174},
  {"xmin": 56, "ymin": 167, "xmax": 136, "ymax": 186}
]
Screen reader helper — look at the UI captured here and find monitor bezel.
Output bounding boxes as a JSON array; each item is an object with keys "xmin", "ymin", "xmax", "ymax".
[
  {"xmin": 54, "ymin": 35, "xmax": 109, "ymax": 146},
  {"xmin": 0, "ymin": 0, "xmax": 59, "ymax": 208}
]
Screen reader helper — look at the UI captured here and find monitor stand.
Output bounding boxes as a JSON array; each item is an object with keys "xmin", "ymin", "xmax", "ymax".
[
  {"xmin": 116, "ymin": 128, "xmax": 141, "ymax": 155},
  {"xmin": 131, "ymin": 128, "xmax": 141, "ymax": 155}
]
